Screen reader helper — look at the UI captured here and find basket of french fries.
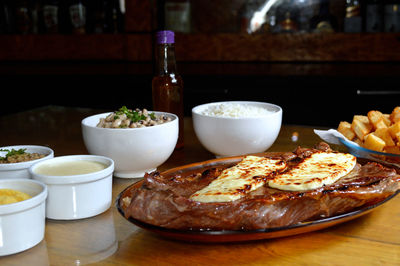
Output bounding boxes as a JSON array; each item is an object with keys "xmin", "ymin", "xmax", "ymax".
[{"xmin": 336, "ymin": 106, "xmax": 400, "ymax": 164}]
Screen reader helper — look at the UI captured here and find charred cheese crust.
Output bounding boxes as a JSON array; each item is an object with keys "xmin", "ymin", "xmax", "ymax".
[
  {"xmin": 268, "ymin": 151, "xmax": 356, "ymax": 191},
  {"xmin": 190, "ymin": 156, "xmax": 286, "ymax": 203},
  {"xmin": 190, "ymin": 151, "xmax": 357, "ymax": 203}
]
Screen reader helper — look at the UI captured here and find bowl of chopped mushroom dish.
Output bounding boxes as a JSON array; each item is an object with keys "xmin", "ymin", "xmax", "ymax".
[
  {"xmin": 0, "ymin": 145, "xmax": 54, "ymax": 179},
  {"xmin": 81, "ymin": 106, "xmax": 178, "ymax": 178}
]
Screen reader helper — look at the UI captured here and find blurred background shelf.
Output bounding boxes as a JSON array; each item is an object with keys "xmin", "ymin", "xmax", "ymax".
[{"xmin": 1, "ymin": 33, "xmax": 400, "ymax": 62}]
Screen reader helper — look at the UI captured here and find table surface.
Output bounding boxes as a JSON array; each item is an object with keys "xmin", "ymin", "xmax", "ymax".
[{"xmin": 0, "ymin": 106, "xmax": 399, "ymax": 266}]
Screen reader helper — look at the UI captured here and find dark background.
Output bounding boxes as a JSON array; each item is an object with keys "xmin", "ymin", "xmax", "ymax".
[{"xmin": 1, "ymin": 61, "xmax": 399, "ymax": 128}]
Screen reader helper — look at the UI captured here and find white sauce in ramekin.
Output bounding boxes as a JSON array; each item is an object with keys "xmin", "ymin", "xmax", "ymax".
[{"xmin": 34, "ymin": 160, "xmax": 107, "ymax": 176}]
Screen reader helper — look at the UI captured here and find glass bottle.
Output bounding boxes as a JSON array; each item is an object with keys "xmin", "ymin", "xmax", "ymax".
[
  {"xmin": 42, "ymin": 0, "xmax": 59, "ymax": 33},
  {"xmin": 384, "ymin": 0, "xmax": 400, "ymax": 32},
  {"xmin": 344, "ymin": 0, "xmax": 362, "ymax": 32},
  {"xmin": 0, "ymin": 0, "xmax": 15, "ymax": 34},
  {"xmin": 276, "ymin": 0, "xmax": 299, "ymax": 33},
  {"xmin": 68, "ymin": 0, "xmax": 87, "ymax": 34},
  {"xmin": 14, "ymin": 0, "xmax": 32, "ymax": 34},
  {"xmin": 105, "ymin": 0, "xmax": 124, "ymax": 33},
  {"xmin": 365, "ymin": 0, "xmax": 383, "ymax": 32},
  {"xmin": 152, "ymin": 30, "xmax": 184, "ymax": 149},
  {"xmin": 89, "ymin": 0, "xmax": 107, "ymax": 34}
]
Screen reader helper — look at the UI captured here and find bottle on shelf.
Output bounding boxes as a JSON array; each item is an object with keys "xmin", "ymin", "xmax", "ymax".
[
  {"xmin": 14, "ymin": 0, "xmax": 32, "ymax": 34},
  {"xmin": 30, "ymin": 0, "xmax": 42, "ymax": 34},
  {"xmin": 152, "ymin": 30, "xmax": 184, "ymax": 149},
  {"xmin": 274, "ymin": 0, "xmax": 299, "ymax": 33},
  {"xmin": 41, "ymin": 0, "xmax": 60, "ymax": 33},
  {"xmin": 67, "ymin": 0, "xmax": 87, "ymax": 34},
  {"xmin": 164, "ymin": 0, "xmax": 191, "ymax": 33},
  {"xmin": 88, "ymin": 0, "xmax": 107, "ymax": 33},
  {"xmin": 384, "ymin": 0, "xmax": 400, "ymax": 32},
  {"xmin": 309, "ymin": 0, "xmax": 338, "ymax": 33},
  {"xmin": 0, "ymin": 0, "xmax": 15, "ymax": 34},
  {"xmin": 278, "ymin": 11, "xmax": 298, "ymax": 33},
  {"xmin": 365, "ymin": 0, "xmax": 383, "ymax": 32},
  {"xmin": 344, "ymin": 0, "xmax": 362, "ymax": 32},
  {"xmin": 264, "ymin": 6, "xmax": 278, "ymax": 33},
  {"xmin": 296, "ymin": 0, "xmax": 313, "ymax": 33},
  {"xmin": 105, "ymin": 0, "xmax": 124, "ymax": 33}
]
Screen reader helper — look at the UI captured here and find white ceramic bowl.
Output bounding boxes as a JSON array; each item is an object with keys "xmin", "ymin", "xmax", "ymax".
[
  {"xmin": 192, "ymin": 101, "xmax": 282, "ymax": 157},
  {"xmin": 0, "ymin": 145, "xmax": 54, "ymax": 179},
  {"xmin": 0, "ymin": 179, "xmax": 47, "ymax": 256},
  {"xmin": 29, "ymin": 155, "xmax": 114, "ymax": 220},
  {"xmin": 81, "ymin": 111, "xmax": 178, "ymax": 178}
]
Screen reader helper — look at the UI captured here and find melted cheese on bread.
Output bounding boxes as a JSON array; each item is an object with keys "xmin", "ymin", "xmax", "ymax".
[
  {"xmin": 190, "ymin": 156, "xmax": 286, "ymax": 203},
  {"xmin": 268, "ymin": 151, "xmax": 357, "ymax": 191}
]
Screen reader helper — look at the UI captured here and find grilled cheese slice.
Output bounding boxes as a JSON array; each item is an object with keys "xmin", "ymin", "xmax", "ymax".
[
  {"xmin": 190, "ymin": 152, "xmax": 357, "ymax": 203},
  {"xmin": 268, "ymin": 151, "xmax": 357, "ymax": 191},
  {"xmin": 190, "ymin": 156, "xmax": 286, "ymax": 203}
]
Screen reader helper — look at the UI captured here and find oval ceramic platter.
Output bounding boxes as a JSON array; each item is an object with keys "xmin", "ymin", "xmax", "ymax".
[{"xmin": 116, "ymin": 153, "xmax": 400, "ymax": 243}]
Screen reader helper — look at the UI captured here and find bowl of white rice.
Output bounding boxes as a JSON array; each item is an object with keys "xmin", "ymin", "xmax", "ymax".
[{"xmin": 192, "ymin": 101, "xmax": 282, "ymax": 157}]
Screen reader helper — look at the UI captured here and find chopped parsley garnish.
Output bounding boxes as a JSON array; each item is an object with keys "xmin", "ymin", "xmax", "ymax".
[
  {"xmin": 115, "ymin": 106, "xmax": 156, "ymax": 123},
  {"xmin": 0, "ymin": 148, "xmax": 27, "ymax": 160}
]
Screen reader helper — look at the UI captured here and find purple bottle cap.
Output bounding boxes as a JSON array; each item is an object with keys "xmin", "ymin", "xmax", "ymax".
[{"xmin": 156, "ymin": 30, "xmax": 175, "ymax": 44}]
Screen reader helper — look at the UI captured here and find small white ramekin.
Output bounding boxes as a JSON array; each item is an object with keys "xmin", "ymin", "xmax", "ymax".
[
  {"xmin": 0, "ymin": 179, "xmax": 47, "ymax": 256},
  {"xmin": 29, "ymin": 155, "xmax": 114, "ymax": 220},
  {"xmin": 0, "ymin": 145, "xmax": 54, "ymax": 179}
]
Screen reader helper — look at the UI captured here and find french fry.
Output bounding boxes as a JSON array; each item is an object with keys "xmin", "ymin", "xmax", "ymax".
[
  {"xmin": 338, "ymin": 121, "xmax": 355, "ymax": 140},
  {"xmin": 337, "ymin": 107, "xmax": 400, "ymax": 155},
  {"xmin": 363, "ymin": 133, "xmax": 386, "ymax": 152},
  {"xmin": 390, "ymin": 106, "xmax": 400, "ymax": 123},
  {"xmin": 367, "ymin": 110, "xmax": 387, "ymax": 129},
  {"xmin": 388, "ymin": 121, "xmax": 400, "ymax": 140},
  {"xmin": 396, "ymin": 132, "xmax": 400, "ymax": 143},
  {"xmin": 374, "ymin": 127, "xmax": 395, "ymax": 146},
  {"xmin": 383, "ymin": 114, "xmax": 392, "ymax": 126},
  {"xmin": 354, "ymin": 115, "xmax": 369, "ymax": 124},
  {"xmin": 351, "ymin": 115, "xmax": 372, "ymax": 141}
]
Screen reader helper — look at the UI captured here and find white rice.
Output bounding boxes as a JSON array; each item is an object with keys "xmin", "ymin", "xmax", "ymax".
[{"xmin": 201, "ymin": 103, "xmax": 273, "ymax": 118}]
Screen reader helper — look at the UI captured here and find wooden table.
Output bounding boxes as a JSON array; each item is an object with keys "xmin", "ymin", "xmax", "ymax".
[{"xmin": 0, "ymin": 106, "xmax": 399, "ymax": 265}]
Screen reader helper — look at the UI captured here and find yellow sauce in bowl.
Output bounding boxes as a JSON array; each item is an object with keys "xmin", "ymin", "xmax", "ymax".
[
  {"xmin": 34, "ymin": 160, "xmax": 107, "ymax": 176},
  {"xmin": 0, "ymin": 189, "xmax": 31, "ymax": 205}
]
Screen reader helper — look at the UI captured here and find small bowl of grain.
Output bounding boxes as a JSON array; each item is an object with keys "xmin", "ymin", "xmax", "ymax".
[
  {"xmin": 0, "ymin": 145, "xmax": 54, "ymax": 179},
  {"xmin": 192, "ymin": 101, "xmax": 282, "ymax": 157}
]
